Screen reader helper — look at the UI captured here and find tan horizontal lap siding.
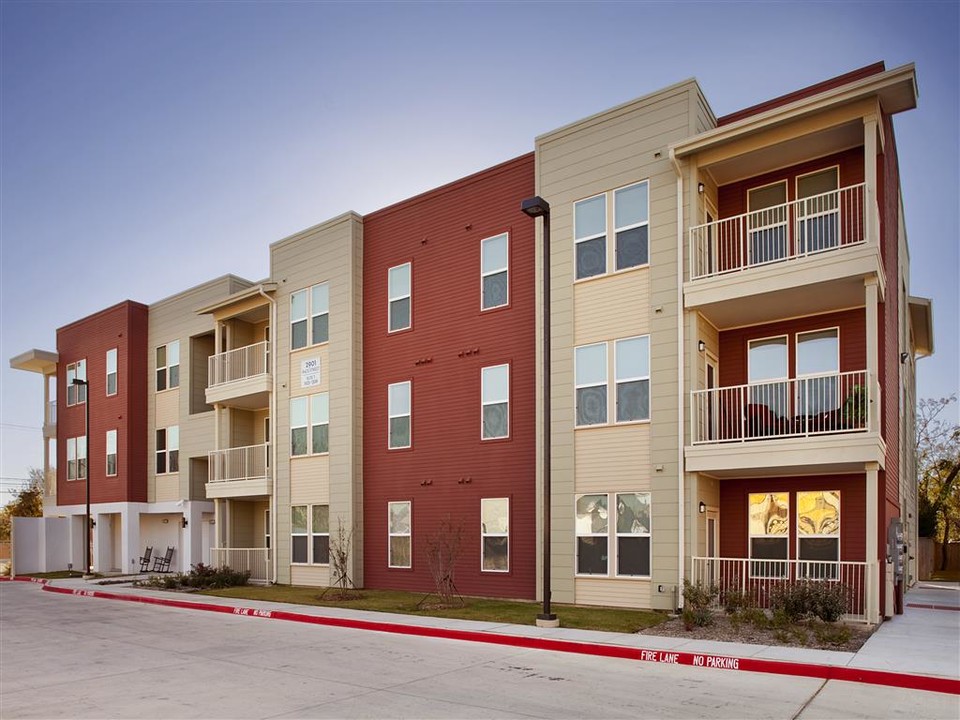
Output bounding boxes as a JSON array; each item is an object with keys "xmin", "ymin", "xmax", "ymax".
[
  {"xmin": 574, "ymin": 426, "xmax": 650, "ymax": 493},
  {"xmin": 155, "ymin": 474, "xmax": 179, "ymax": 503},
  {"xmin": 155, "ymin": 390, "xmax": 179, "ymax": 429},
  {"xmin": 574, "ymin": 271, "xmax": 650, "ymax": 345},
  {"xmin": 291, "ymin": 565, "xmax": 331, "ymax": 586},
  {"xmin": 575, "ymin": 577, "xmax": 652, "ymax": 608},
  {"xmin": 290, "ymin": 457, "xmax": 330, "ymax": 504}
]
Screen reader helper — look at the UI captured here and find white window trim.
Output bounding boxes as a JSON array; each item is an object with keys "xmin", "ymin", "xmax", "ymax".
[
  {"xmin": 480, "ymin": 232, "xmax": 509, "ymax": 311},
  {"xmin": 290, "ymin": 396, "xmax": 308, "ymax": 457},
  {"xmin": 105, "ymin": 429, "xmax": 118, "ymax": 477},
  {"xmin": 573, "ymin": 192, "xmax": 607, "ymax": 281},
  {"xmin": 105, "ymin": 348, "xmax": 118, "ymax": 397},
  {"xmin": 388, "ymin": 262, "xmax": 412, "ymax": 333},
  {"xmin": 66, "ymin": 437, "xmax": 85, "ymax": 481},
  {"xmin": 574, "ymin": 493, "xmax": 609, "ymax": 577},
  {"xmin": 747, "ymin": 334, "xmax": 790, "ymax": 385},
  {"xmin": 748, "ymin": 492, "xmax": 790, "ymax": 580},
  {"xmin": 388, "ymin": 501, "xmax": 412, "ymax": 569},
  {"xmin": 291, "ymin": 283, "xmax": 330, "ymax": 350},
  {"xmin": 614, "ymin": 492, "xmax": 652, "ymax": 579},
  {"xmin": 310, "ymin": 393, "xmax": 330, "ymax": 456},
  {"xmin": 613, "ymin": 181, "xmax": 650, "ymax": 272},
  {"xmin": 156, "ymin": 341, "xmax": 180, "ymax": 392},
  {"xmin": 290, "ymin": 505, "xmax": 309, "ymax": 565},
  {"xmin": 66, "ymin": 360, "xmax": 87, "ymax": 406},
  {"xmin": 747, "ymin": 178, "xmax": 789, "ymax": 210},
  {"xmin": 290, "ymin": 289, "xmax": 308, "ymax": 350},
  {"xmin": 576, "ymin": 338, "xmax": 652, "ymax": 429},
  {"xmin": 574, "ymin": 342, "xmax": 608, "ymax": 427},
  {"xmin": 481, "ymin": 364, "xmax": 510, "ymax": 440},
  {"xmin": 795, "ymin": 165, "xmax": 840, "ymax": 199},
  {"xmin": 388, "ymin": 381, "xmax": 412, "ymax": 450},
  {"xmin": 480, "ymin": 497, "xmax": 510, "ymax": 573},
  {"xmin": 310, "ymin": 504, "xmax": 330, "ymax": 566},
  {"xmin": 796, "ymin": 490, "xmax": 841, "ymax": 580},
  {"xmin": 614, "ymin": 335, "xmax": 651, "ymax": 425},
  {"xmin": 795, "ymin": 326, "xmax": 841, "ymax": 377},
  {"xmin": 156, "ymin": 426, "xmax": 179, "ymax": 475}
]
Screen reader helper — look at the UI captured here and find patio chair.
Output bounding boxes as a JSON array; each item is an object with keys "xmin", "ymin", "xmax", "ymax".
[
  {"xmin": 138, "ymin": 546, "xmax": 153, "ymax": 573},
  {"xmin": 152, "ymin": 546, "xmax": 174, "ymax": 573}
]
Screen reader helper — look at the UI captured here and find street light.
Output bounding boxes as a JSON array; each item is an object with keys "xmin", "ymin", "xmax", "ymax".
[
  {"xmin": 521, "ymin": 195, "xmax": 558, "ymax": 626},
  {"xmin": 72, "ymin": 378, "xmax": 92, "ymax": 576}
]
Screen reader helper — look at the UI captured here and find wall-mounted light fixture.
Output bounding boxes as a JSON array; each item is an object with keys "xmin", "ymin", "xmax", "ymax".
[
  {"xmin": 697, "ymin": 182, "xmax": 705, "ymax": 195},
  {"xmin": 698, "ymin": 501, "xmax": 706, "ymax": 514},
  {"xmin": 698, "ymin": 340, "xmax": 706, "ymax": 352},
  {"xmin": 900, "ymin": 352, "xmax": 909, "ymax": 364},
  {"xmin": 162, "ymin": 518, "xmax": 169, "ymax": 524},
  {"xmin": 181, "ymin": 518, "xmax": 189, "ymax": 529}
]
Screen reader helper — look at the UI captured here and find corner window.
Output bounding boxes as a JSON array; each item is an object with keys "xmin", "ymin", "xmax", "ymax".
[
  {"xmin": 481, "ymin": 364, "xmax": 509, "ymax": 439},
  {"xmin": 481, "ymin": 233, "xmax": 509, "ymax": 310},
  {"xmin": 67, "ymin": 436, "xmax": 86, "ymax": 480},
  {"xmin": 66, "ymin": 360, "xmax": 87, "ymax": 406},
  {"xmin": 106, "ymin": 349, "xmax": 118, "ymax": 396},
  {"xmin": 388, "ymin": 263, "xmax": 411, "ymax": 332},
  {"xmin": 575, "ymin": 344, "xmax": 607, "ymax": 426},
  {"xmin": 388, "ymin": 381, "xmax": 411, "ymax": 449},
  {"xmin": 613, "ymin": 182, "xmax": 649, "ymax": 270},
  {"xmin": 575, "ymin": 494, "xmax": 608, "ymax": 575},
  {"xmin": 481, "ymin": 498, "xmax": 509, "ymax": 572},
  {"xmin": 156, "ymin": 341, "xmax": 180, "ymax": 391},
  {"xmin": 748, "ymin": 492, "xmax": 789, "ymax": 578},
  {"xmin": 291, "ymin": 505, "xmax": 308, "ymax": 563},
  {"xmin": 156, "ymin": 426, "xmax": 179, "ymax": 474},
  {"xmin": 312, "ymin": 505, "xmax": 330, "ymax": 565},
  {"xmin": 797, "ymin": 491, "xmax": 840, "ymax": 579},
  {"xmin": 106, "ymin": 429, "xmax": 117, "ymax": 476},
  {"xmin": 615, "ymin": 337, "xmax": 650, "ymax": 422},
  {"xmin": 615, "ymin": 493, "xmax": 651, "ymax": 576},
  {"xmin": 574, "ymin": 194, "xmax": 606, "ymax": 279},
  {"xmin": 291, "ymin": 283, "xmax": 330, "ymax": 351},
  {"xmin": 388, "ymin": 501, "xmax": 412, "ymax": 568}
]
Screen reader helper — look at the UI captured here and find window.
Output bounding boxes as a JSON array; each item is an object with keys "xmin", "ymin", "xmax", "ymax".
[
  {"xmin": 575, "ymin": 344, "xmax": 607, "ymax": 426},
  {"xmin": 67, "ymin": 436, "xmax": 86, "ymax": 480},
  {"xmin": 748, "ymin": 492, "xmax": 789, "ymax": 578},
  {"xmin": 481, "ymin": 364, "xmax": 509, "ymax": 439},
  {"xmin": 66, "ymin": 360, "xmax": 86, "ymax": 406},
  {"xmin": 616, "ymin": 493, "xmax": 651, "ymax": 577},
  {"xmin": 614, "ymin": 182, "xmax": 649, "ymax": 270},
  {"xmin": 574, "ymin": 194, "xmax": 606, "ymax": 279},
  {"xmin": 388, "ymin": 381, "xmax": 411, "ymax": 449},
  {"xmin": 481, "ymin": 498, "xmax": 509, "ymax": 572},
  {"xmin": 312, "ymin": 505, "xmax": 330, "ymax": 565},
  {"xmin": 264, "ymin": 509, "xmax": 271, "ymax": 552},
  {"xmin": 748, "ymin": 336, "xmax": 789, "ymax": 421},
  {"xmin": 291, "ymin": 393, "xmax": 329, "ymax": 457},
  {"xmin": 796, "ymin": 167, "xmax": 839, "ymax": 253},
  {"xmin": 291, "ymin": 283, "xmax": 330, "ymax": 350},
  {"xmin": 797, "ymin": 490, "xmax": 840, "ymax": 579},
  {"xmin": 615, "ymin": 337, "xmax": 650, "ymax": 422},
  {"xmin": 388, "ymin": 501, "xmax": 411, "ymax": 568},
  {"xmin": 796, "ymin": 329, "xmax": 839, "ymax": 416},
  {"xmin": 156, "ymin": 341, "xmax": 180, "ymax": 391},
  {"xmin": 291, "ymin": 505, "xmax": 308, "ymax": 563},
  {"xmin": 575, "ymin": 494, "xmax": 608, "ymax": 575},
  {"xmin": 747, "ymin": 181, "xmax": 788, "ymax": 265},
  {"xmin": 481, "ymin": 233, "xmax": 509, "ymax": 310},
  {"xmin": 388, "ymin": 263, "xmax": 411, "ymax": 332},
  {"xmin": 156, "ymin": 426, "xmax": 179, "ymax": 474},
  {"xmin": 106, "ymin": 349, "xmax": 117, "ymax": 396},
  {"xmin": 106, "ymin": 430, "xmax": 117, "ymax": 476}
]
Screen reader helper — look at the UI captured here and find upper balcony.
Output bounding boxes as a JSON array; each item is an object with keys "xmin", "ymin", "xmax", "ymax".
[
  {"xmin": 205, "ymin": 443, "xmax": 271, "ymax": 499},
  {"xmin": 205, "ymin": 341, "xmax": 271, "ymax": 408}
]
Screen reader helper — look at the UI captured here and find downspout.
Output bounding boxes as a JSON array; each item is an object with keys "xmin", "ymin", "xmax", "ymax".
[
  {"xmin": 258, "ymin": 285, "xmax": 278, "ymax": 584},
  {"xmin": 670, "ymin": 149, "xmax": 685, "ymax": 610}
]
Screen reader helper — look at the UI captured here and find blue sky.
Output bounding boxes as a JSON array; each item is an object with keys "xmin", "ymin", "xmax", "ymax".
[{"xmin": 2, "ymin": 1, "xmax": 957, "ymax": 498}]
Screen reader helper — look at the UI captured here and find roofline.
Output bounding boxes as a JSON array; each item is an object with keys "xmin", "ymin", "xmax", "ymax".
[
  {"xmin": 149, "ymin": 273, "xmax": 256, "ymax": 308},
  {"xmin": 56, "ymin": 299, "xmax": 149, "ymax": 334},
  {"xmin": 270, "ymin": 211, "xmax": 363, "ymax": 251},
  {"xmin": 196, "ymin": 282, "xmax": 279, "ymax": 315}
]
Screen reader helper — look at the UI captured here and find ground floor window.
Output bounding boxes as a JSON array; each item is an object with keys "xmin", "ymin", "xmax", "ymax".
[
  {"xmin": 388, "ymin": 501, "xmax": 411, "ymax": 568},
  {"xmin": 481, "ymin": 498, "xmax": 509, "ymax": 572},
  {"xmin": 575, "ymin": 492, "xmax": 651, "ymax": 577},
  {"xmin": 291, "ymin": 504, "xmax": 329, "ymax": 565},
  {"xmin": 797, "ymin": 490, "xmax": 840, "ymax": 579},
  {"xmin": 748, "ymin": 492, "xmax": 789, "ymax": 578}
]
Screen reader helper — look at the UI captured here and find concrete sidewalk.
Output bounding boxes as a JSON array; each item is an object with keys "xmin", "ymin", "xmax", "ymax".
[{"xmin": 34, "ymin": 576, "xmax": 960, "ymax": 681}]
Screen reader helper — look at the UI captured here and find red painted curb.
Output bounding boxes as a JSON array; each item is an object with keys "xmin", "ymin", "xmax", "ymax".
[
  {"xmin": 7, "ymin": 579, "xmax": 952, "ymax": 696},
  {"xmin": 906, "ymin": 603, "xmax": 960, "ymax": 612}
]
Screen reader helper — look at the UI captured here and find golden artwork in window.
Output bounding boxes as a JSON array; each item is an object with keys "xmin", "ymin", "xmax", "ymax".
[
  {"xmin": 798, "ymin": 490, "xmax": 840, "ymax": 536},
  {"xmin": 748, "ymin": 493, "xmax": 789, "ymax": 536}
]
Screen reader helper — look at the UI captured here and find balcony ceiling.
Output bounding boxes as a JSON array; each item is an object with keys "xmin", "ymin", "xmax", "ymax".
[{"xmin": 9, "ymin": 348, "xmax": 58, "ymax": 374}]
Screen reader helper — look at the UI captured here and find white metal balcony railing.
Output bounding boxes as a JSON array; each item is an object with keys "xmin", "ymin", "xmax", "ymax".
[
  {"xmin": 690, "ymin": 556, "xmax": 870, "ymax": 623},
  {"xmin": 691, "ymin": 370, "xmax": 871, "ymax": 445},
  {"xmin": 45, "ymin": 400, "xmax": 57, "ymax": 425},
  {"xmin": 210, "ymin": 547, "xmax": 270, "ymax": 584},
  {"xmin": 690, "ymin": 184, "xmax": 866, "ymax": 280},
  {"xmin": 208, "ymin": 341, "xmax": 270, "ymax": 388},
  {"xmin": 208, "ymin": 443, "xmax": 270, "ymax": 483}
]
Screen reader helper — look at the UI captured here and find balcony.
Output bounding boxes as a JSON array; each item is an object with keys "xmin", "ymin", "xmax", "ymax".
[
  {"xmin": 685, "ymin": 185, "xmax": 883, "ymax": 328},
  {"xmin": 43, "ymin": 400, "xmax": 56, "ymax": 439},
  {"xmin": 210, "ymin": 547, "xmax": 270, "ymax": 584},
  {"xmin": 205, "ymin": 443, "xmax": 271, "ymax": 499},
  {"xmin": 205, "ymin": 341, "xmax": 271, "ymax": 409},
  {"xmin": 687, "ymin": 370, "xmax": 885, "ymax": 476}
]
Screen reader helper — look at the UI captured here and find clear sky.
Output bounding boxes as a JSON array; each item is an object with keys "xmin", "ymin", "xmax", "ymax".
[{"xmin": 2, "ymin": 1, "xmax": 957, "ymax": 499}]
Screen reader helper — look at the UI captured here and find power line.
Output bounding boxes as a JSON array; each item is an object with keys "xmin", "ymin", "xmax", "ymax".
[{"xmin": 0, "ymin": 423, "xmax": 42, "ymax": 431}]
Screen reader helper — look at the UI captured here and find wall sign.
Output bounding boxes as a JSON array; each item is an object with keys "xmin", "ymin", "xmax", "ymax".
[{"xmin": 301, "ymin": 358, "xmax": 321, "ymax": 387}]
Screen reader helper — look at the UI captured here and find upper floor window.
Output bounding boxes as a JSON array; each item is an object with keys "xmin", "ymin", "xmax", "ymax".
[
  {"xmin": 290, "ymin": 392, "xmax": 329, "ymax": 457},
  {"xmin": 388, "ymin": 263, "xmax": 411, "ymax": 332},
  {"xmin": 481, "ymin": 233, "xmax": 509, "ymax": 310},
  {"xmin": 66, "ymin": 360, "xmax": 87, "ymax": 406},
  {"xmin": 67, "ymin": 436, "xmax": 86, "ymax": 480},
  {"xmin": 105, "ymin": 429, "xmax": 117, "ymax": 476},
  {"xmin": 574, "ymin": 181, "xmax": 650, "ymax": 280},
  {"xmin": 614, "ymin": 336, "xmax": 650, "ymax": 422},
  {"xmin": 388, "ymin": 381, "xmax": 411, "ymax": 449},
  {"xmin": 576, "ymin": 337, "xmax": 650, "ymax": 426},
  {"xmin": 156, "ymin": 426, "xmax": 179, "ymax": 474},
  {"xmin": 574, "ymin": 194, "xmax": 606, "ymax": 279},
  {"xmin": 481, "ymin": 364, "xmax": 509, "ymax": 439},
  {"xmin": 106, "ymin": 349, "xmax": 118, "ymax": 396},
  {"xmin": 575, "ymin": 343, "xmax": 607, "ymax": 426},
  {"xmin": 291, "ymin": 283, "xmax": 329, "ymax": 350},
  {"xmin": 156, "ymin": 341, "xmax": 180, "ymax": 391},
  {"xmin": 613, "ymin": 182, "xmax": 649, "ymax": 270}
]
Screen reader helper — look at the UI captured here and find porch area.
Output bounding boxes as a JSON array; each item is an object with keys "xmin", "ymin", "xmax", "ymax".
[{"xmin": 210, "ymin": 547, "xmax": 270, "ymax": 584}]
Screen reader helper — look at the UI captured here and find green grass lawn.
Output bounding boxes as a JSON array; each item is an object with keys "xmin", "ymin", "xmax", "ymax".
[
  {"xmin": 201, "ymin": 585, "xmax": 666, "ymax": 634},
  {"xmin": 24, "ymin": 570, "xmax": 90, "ymax": 579}
]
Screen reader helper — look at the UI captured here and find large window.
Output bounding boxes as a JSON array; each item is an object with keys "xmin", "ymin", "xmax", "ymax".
[
  {"xmin": 615, "ymin": 337, "xmax": 650, "ymax": 422},
  {"xmin": 312, "ymin": 505, "xmax": 330, "ymax": 565},
  {"xmin": 106, "ymin": 349, "xmax": 118, "ymax": 396},
  {"xmin": 388, "ymin": 501, "xmax": 412, "ymax": 568},
  {"xmin": 797, "ymin": 490, "xmax": 840, "ymax": 579},
  {"xmin": 292, "ymin": 504, "xmax": 330, "ymax": 565},
  {"xmin": 796, "ymin": 167, "xmax": 839, "ymax": 253},
  {"xmin": 748, "ymin": 336, "xmax": 788, "ymax": 420},
  {"xmin": 575, "ymin": 343, "xmax": 607, "ymax": 426},
  {"xmin": 481, "ymin": 233, "xmax": 509, "ymax": 310},
  {"xmin": 291, "ymin": 393, "xmax": 329, "ymax": 457},
  {"xmin": 291, "ymin": 505, "xmax": 308, "ymax": 563},
  {"xmin": 574, "ymin": 194, "xmax": 606, "ymax": 279},
  {"xmin": 613, "ymin": 182, "xmax": 649, "ymax": 270},
  {"xmin": 291, "ymin": 283, "xmax": 330, "ymax": 350},
  {"xmin": 156, "ymin": 426, "xmax": 179, "ymax": 474},
  {"xmin": 66, "ymin": 436, "xmax": 86, "ymax": 480},
  {"xmin": 575, "ymin": 494, "xmax": 608, "ymax": 575},
  {"xmin": 105, "ymin": 429, "xmax": 117, "ymax": 476},
  {"xmin": 388, "ymin": 263, "xmax": 411, "ymax": 332},
  {"xmin": 796, "ymin": 329, "xmax": 839, "ymax": 416},
  {"xmin": 66, "ymin": 360, "xmax": 87, "ymax": 406},
  {"xmin": 747, "ymin": 181, "xmax": 788, "ymax": 265},
  {"xmin": 481, "ymin": 364, "xmax": 509, "ymax": 439},
  {"xmin": 388, "ymin": 381, "xmax": 411, "ymax": 449},
  {"xmin": 575, "ymin": 493, "xmax": 651, "ymax": 577},
  {"xmin": 576, "ymin": 337, "xmax": 650, "ymax": 426},
  {"xmin": 575, "ymin": 181, "xmax": 650, "ymax": 280},
  {"xmin": 156, "ymin": 341, "xmax": 180, "ymax": 391},
  {"xmin": 748, "ymin": 492, "xmax": 789, "ymax": 578},
  {"xmin": 481, "ymin": 498, "xmax": 509, "ymax": 572},
  {"xmin": 615, "ymin": 493, "xmax": 651, "ymax": 577}
]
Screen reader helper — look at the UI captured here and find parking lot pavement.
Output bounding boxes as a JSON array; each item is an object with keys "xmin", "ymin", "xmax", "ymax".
[{"xmin": 3, "ymin": 582, "xmax": 959, "ymax": 719}]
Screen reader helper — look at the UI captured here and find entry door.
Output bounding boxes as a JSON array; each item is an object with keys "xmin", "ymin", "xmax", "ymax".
[{"xmin": 706, "ymin": 510, "xmax": 719, "ymax": 586}]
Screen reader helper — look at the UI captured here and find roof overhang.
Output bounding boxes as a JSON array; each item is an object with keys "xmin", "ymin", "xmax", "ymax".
[
  {"xmin": 9, "ymin": 349, "xmax": 58, "ymax": 374},
  {"xmin": 196, "ymin": 283, "xmax": 277, "ymax": 317},
  {"xmin": 909, "ymin": 296, "xmax": 934, "ymax": 358}
]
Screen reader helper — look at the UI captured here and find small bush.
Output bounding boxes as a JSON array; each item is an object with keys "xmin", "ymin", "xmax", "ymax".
[
  {"xmin": 682, "ymin": 580, "xmax": 717, "ymax": 610},
  {"xmin": 812, "ymin": 621, "xmax": 852, "ymax": 646},
  {"xmin": 682, "ymin": 606, "xmax": 713, "ymax": 630},
  {"xmin": 739, "ymin": 606, "xmax": 769, "ymax": 629},
  {"xmin": 136, "ymin": 563, "xmax": 249, "ymax": 590},
  {"xmin": 770, "ymin": 581, "xmax": 848, "ymax": 622},
  {"xmin": 722, "ymin": 589, "xmax": 752, "ymax": 615}
]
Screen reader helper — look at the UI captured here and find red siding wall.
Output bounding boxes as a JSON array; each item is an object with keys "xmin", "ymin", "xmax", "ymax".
[
  {"xmin": 719, "ymin": 474, "xmax": 866, "ymax": 562},
  {"xmin": 718, "ymin": 309, "xmax": 867, "ymax": 388},
  {"xmin": 56, "ymin": 301, "xmax": 149, "ymax": 505},
  {"xmin": 362, "ymin": 154, "xmax": 536, "ymax": 599}
]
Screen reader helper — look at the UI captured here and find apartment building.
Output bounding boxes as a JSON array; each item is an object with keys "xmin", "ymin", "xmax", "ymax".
[{"xmin": 10, "ymin": 63, "xmax": 931, "ymax": 624}]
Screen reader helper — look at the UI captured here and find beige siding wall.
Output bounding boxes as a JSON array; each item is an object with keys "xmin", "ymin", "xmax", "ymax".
[
  {"xmin": 538, "ymin": 80, "xmax": 701, "ymax": 609},
  {"xmin": 270, "ymin": 213, "xmax": 363, "ymax": 586}
]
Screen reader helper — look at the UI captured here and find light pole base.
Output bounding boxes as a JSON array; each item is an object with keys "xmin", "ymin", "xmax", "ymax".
[{"xmin": 535, "ymin": 614, "xmax": 560, "ymax": 628}]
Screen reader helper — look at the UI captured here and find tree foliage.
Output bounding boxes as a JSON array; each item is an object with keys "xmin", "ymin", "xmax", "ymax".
[
  {"xmin": 916, "ymin": 395, "xmax": 960, "ymax": 566},
  {"xmin": 0, "ymin": 468, "xmax": 45, "ymax": 542}
]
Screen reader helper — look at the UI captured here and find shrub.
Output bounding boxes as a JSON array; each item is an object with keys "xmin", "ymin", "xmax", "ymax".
[
  {"xmin": 682, "ymin": 606, "xmax": 713, "ymax": 630},
  {"xmin": 682, "ymin": 580, "xmax": 717, "ymax": 610},
  {"xmin": 135, "ymin": 563, "xmax": 249, "ymax": 590},
  {"xmin": 739, "ymin": 606, "xmax": 769, "ymax": 629},
  {"xmin": 722, "ymin": 589, "xmax": 752, "ymax": 615},
  {"xmin": 770, "ymin": 581, "xmax": 848, "ymax": 622},
  {"xmin": 812, "ymin": 621, "xmax": 852, "ymax": 646},
  {"xmin": 809, "ymin": 583, "xmax": 848, "ymax": 622}
]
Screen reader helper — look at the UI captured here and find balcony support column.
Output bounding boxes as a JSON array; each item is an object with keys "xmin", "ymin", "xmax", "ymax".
[
  {"xmin": 865, "ymin": 462, "xmax": 881, "ymax": 624},
  {"xmin": 864, "ymin": 116, "xmax": 879, "ymax": 247},
  {"xmin": 865, "ymin": 278, "xmax": 880, "ymax": 432}
]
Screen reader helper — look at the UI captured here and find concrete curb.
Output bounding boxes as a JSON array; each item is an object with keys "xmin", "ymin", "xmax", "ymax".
[{"xmin": 4, "ymin": 576, "xmax": 958, "ymax": 695}]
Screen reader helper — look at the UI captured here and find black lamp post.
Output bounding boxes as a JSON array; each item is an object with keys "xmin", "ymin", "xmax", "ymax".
[
  {"xmin": 521, "ymin": 195, "xmax": 557, "ymax": 625},
  {"xmin": 73, "ymin": 378, "xmax": 92, "ymax": 575}
]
